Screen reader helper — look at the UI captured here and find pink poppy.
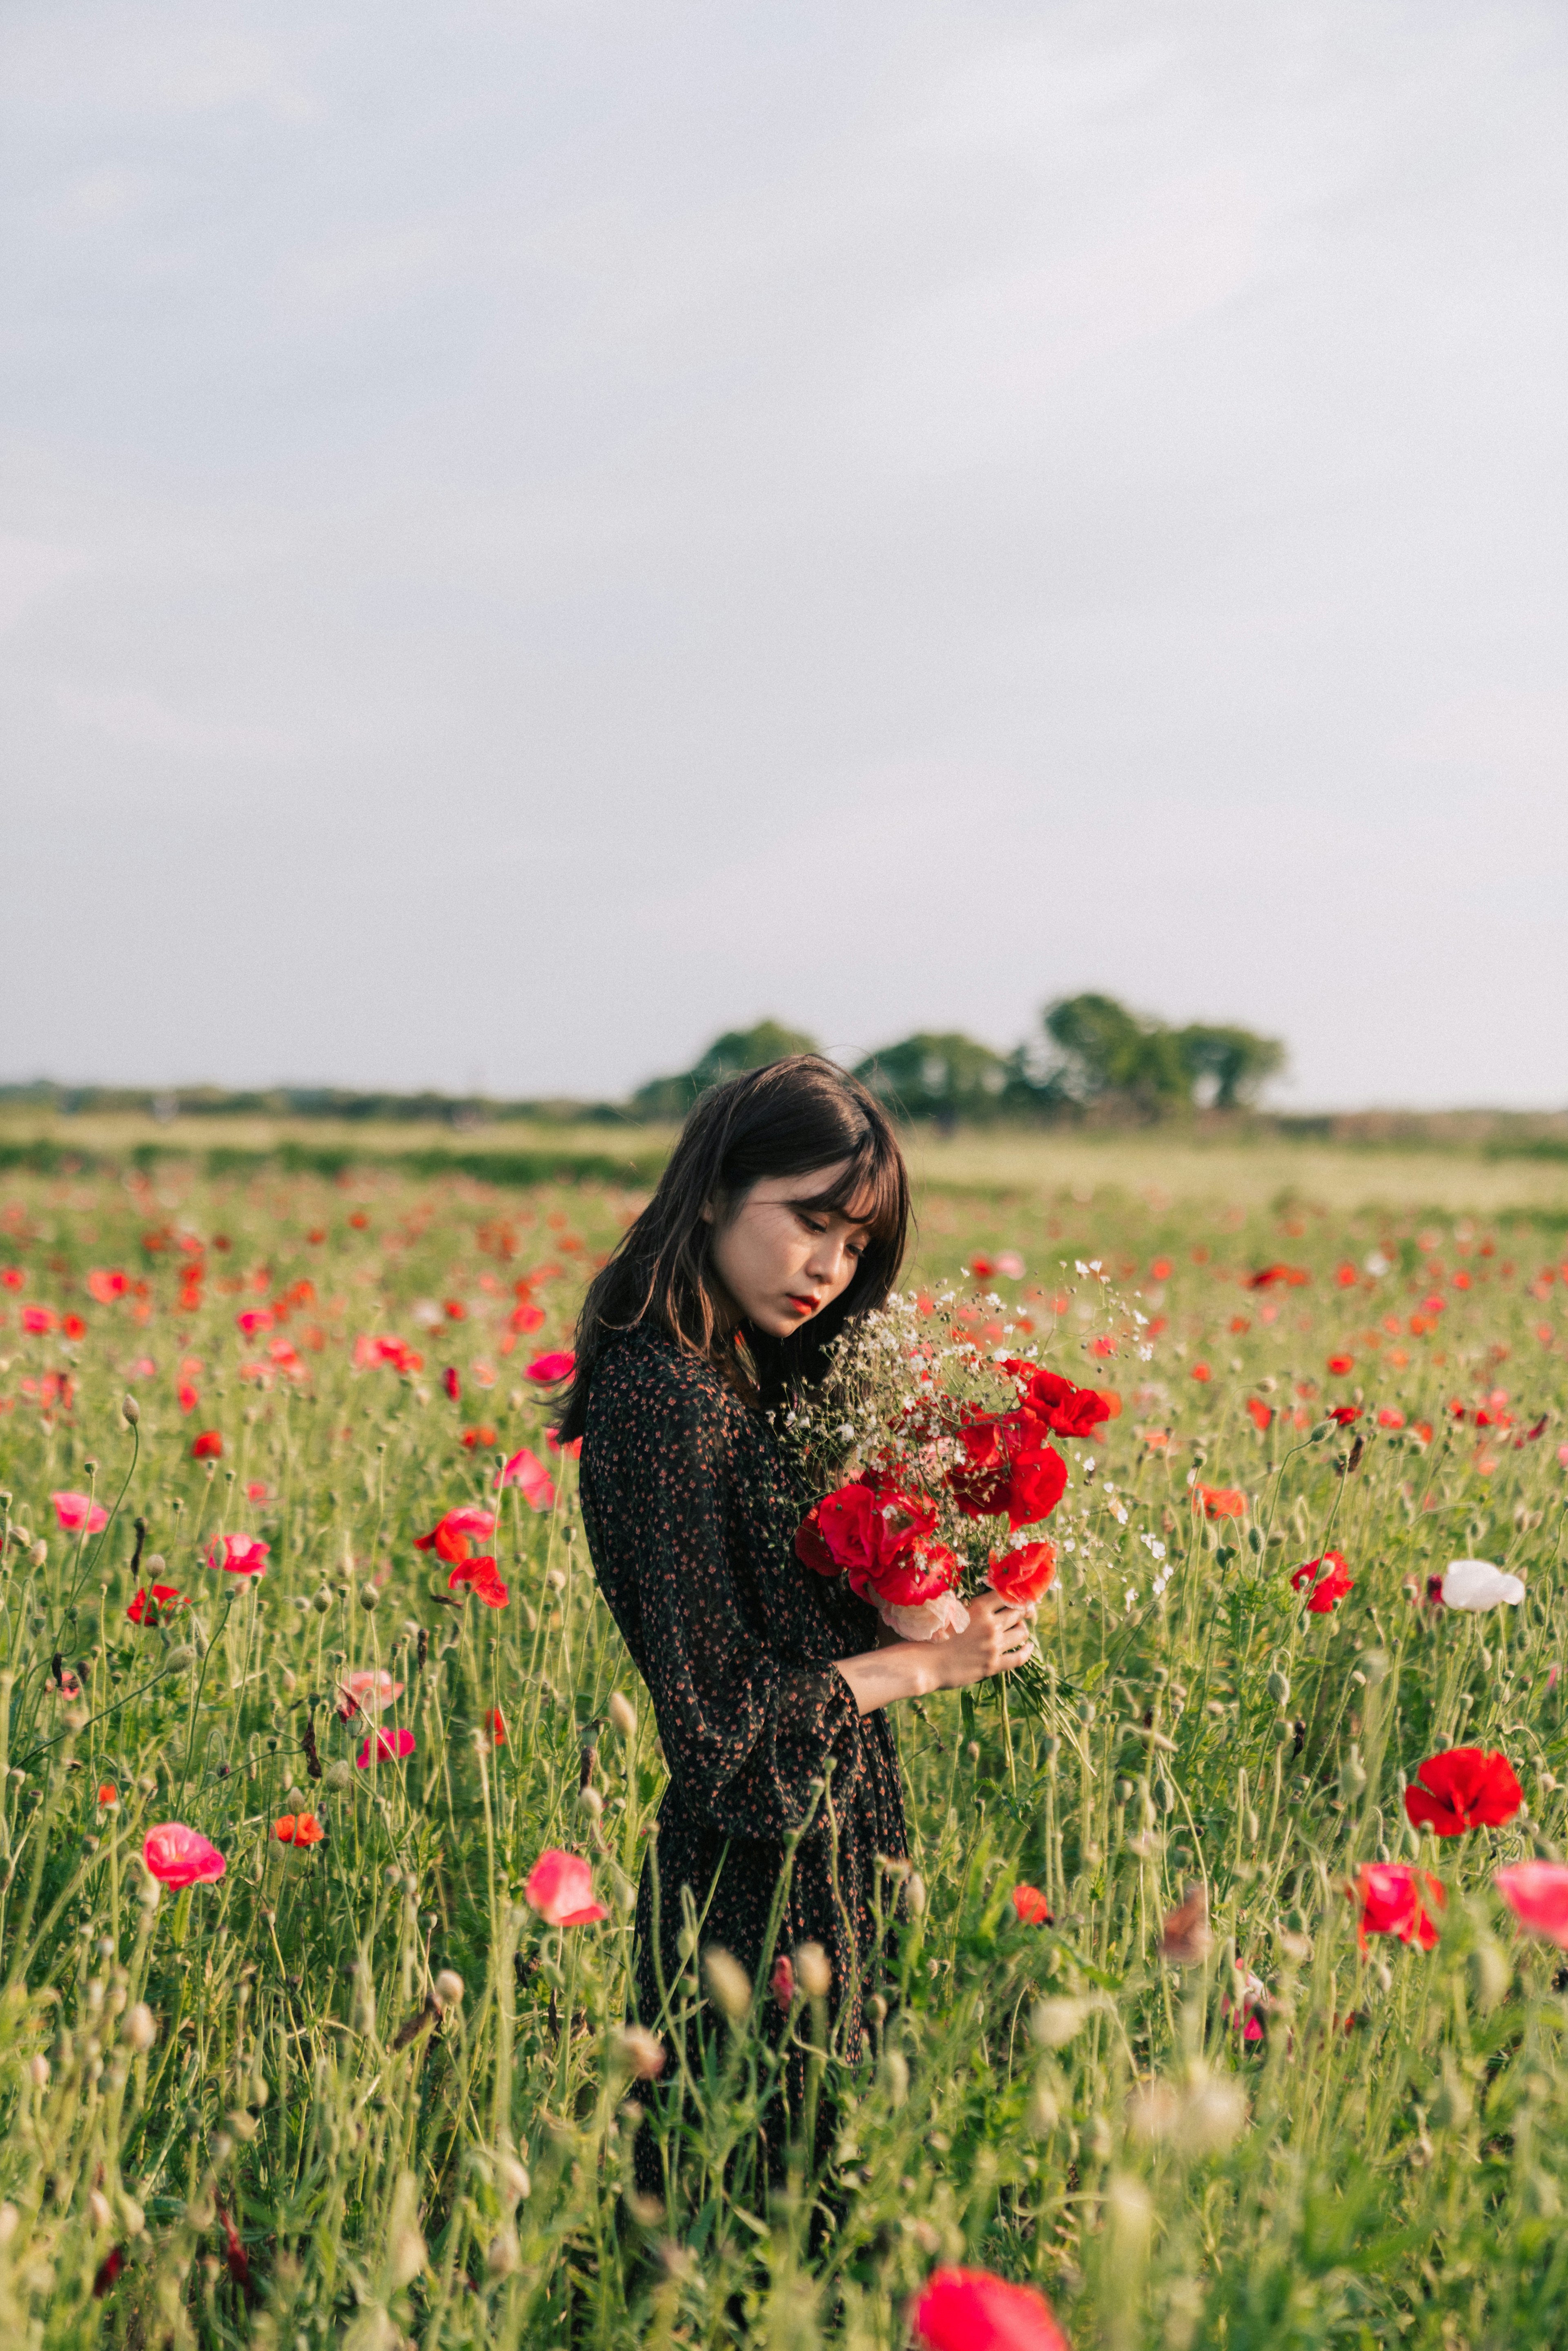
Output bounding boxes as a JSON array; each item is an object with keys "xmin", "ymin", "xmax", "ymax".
[
  {"xmin": 22, "ymin": 1306, "xmax": 55, "ymax": 1335},
  {"xmin": 414, "ymin": 1506, "xmax": 497, "ymax": 1563},
  {"xmin": 336, "ymin": 1668, "xmax": 405, "ymax": 1721},
  {"xmin": 207, "ymin": 1532, "xmax": 270, "ymax": 1578},
  {"xmin": 910, "ymin": 2267, "xmax": 1069, "ymax": 2351},
  {"xmin": 1494, "ymin": 1862, "xmax": 1568, "ymax": 1949},
  {"xmin": 236, "ymin": 1308, "xmax": 274, "ymax": 1336},
  {"xmin": 355, "ymin": 1727, "xmax": 416, "ymax": 1768},
  {"xmin": 522, "ymin": 1847, "xmax": 609, "ymax": 1925},
  {"xmin": 87, "ymin": 1268, "xmax": 128, "ymax": 1304},
  {"xmin": 51, "ymin": 1490, "xmax": 109, "ymax": 1535},
  {"xmin": 496, "ymin": 1446, "xmax": 555, "ymax": 1510},
  {"xmin": 245, "ymin": 1480, "xmax": 271, "ymax": 1502},
  {"xmin": 143, "ymin": 1822, "xmax": 226, "ymax": 1889},
  {"xmin": 525, "ymin": 1350, "xmax": 576, "ymax": 1384},
  {"xmin": 546, "ymin": 1429, "xmax": 583, "ymax": 1458}
]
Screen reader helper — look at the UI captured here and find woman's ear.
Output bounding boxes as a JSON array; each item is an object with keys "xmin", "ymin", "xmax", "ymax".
[{"xmin": 699, "ymin": 1199, "xmax": 715, "ymax": 1225}]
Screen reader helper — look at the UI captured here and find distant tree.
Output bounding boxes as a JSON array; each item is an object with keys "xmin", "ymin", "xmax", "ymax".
[
  {"xmin": 853, "ymin": 1032, "xmax": 1011, "ymax": 1130},
  {"xmin": 1174, "ymin": 1024, "xmax": 1287, "ymax": 1109},
  {"xmin": 630, "ymin": 1020, "xmax": 820, "ymax": 1120},
  {"xmin": 1032, "ymin": 994, "xmax": 1284, "ymax": 1119}
]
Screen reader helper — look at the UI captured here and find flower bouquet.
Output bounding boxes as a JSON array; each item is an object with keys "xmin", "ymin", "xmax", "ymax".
[{"xmin": 782, "ymin": 1284, "xmax": 1123, "ymax": 1711}]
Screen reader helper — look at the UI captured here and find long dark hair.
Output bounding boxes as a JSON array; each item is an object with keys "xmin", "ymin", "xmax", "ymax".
[{"xmin": 556, "ymin": 1055, "xmax": 910, "ymax": 1440}]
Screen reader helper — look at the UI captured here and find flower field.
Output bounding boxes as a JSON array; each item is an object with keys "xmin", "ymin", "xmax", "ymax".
[{"xmin": 2, "ymin": 1146, "xmax": 1568, "ymax": 2347}]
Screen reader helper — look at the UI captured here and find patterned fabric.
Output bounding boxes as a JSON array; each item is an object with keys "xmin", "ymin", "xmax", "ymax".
[{"xmin": 579, "ymin": 1324, "xmax": 908, "ymax": 2166}]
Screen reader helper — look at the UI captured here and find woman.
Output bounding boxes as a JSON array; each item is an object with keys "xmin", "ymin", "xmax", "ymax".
[{"xmin": 557, "ymin": 1056, "xmax": 1034, "ymax": 2184}]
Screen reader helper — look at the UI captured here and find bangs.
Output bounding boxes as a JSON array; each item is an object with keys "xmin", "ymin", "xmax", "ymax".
[{"xmin": 789, "ymin": 1128, "xmax": 906, "ymax": 1250}]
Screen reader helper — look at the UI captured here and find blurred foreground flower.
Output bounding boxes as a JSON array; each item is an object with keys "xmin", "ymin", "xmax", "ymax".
[
  {"xmin": 496, "ymin": 1446, "xmax": 555, "ymax": 1509},
  {"xmin": 127, "ymin": 1583, "xmax": 187, "ymax": 1626},
  {"xmin": 1494, "ymin": 1861, "xmax": 1568, "ymax": 1948},
  {"xmin": 143, "ymin": 1823, "xmax": 226, "ymax": 1888},
  {"xmin": 191, "ymin": 1430, "xmax": 223, "ymax": 1459},
  {"xmin": 415, "ymin": 1506, "xmax": 497, "ymax": 1564},
  {"xmin": 449, "ymin": 1554, "xmax": 508, "ymax": 1608},
  {"xmin": 1291, "ymin": 1551, "xmax": 1353, "ymax": 1613},
  {"xmin": 1353, "ymin": 1863, "xmax": 1444, "ymax": 1953},
  {"xmin": 1012, "ymin": 1884, "xmax": 1052, "ymax": 1925},
  {"xmin": 526, "ymin": 1350, "xmax": 576, "ymax": 1383},
  {"xmin": 1403, "ymin": 1747, "xmax": 1523, "ymax": 1837},
  {"xmin": 336, "ymin": 1669, "xmax": 404, "ymax": 1720},
  {"xmin": 274, "ymin": 1813, "xmax": 323, "ymax": 1846},
  {"xmin": 911, "ymin": 2266, "xmax": 1069, "ymax": 2351},
  {"xmin": 523, "ymin": 1848, "xmax": 609, "ymax": 1925}
]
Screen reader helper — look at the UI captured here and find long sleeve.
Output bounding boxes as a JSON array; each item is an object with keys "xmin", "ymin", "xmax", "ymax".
[{"xmin": 581, "ymin": 1350, "xmax": 866, "ymax": 1843}]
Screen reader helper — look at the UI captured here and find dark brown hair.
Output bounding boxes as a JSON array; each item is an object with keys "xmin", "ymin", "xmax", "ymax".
[{"xmin": 555, "ymin": 1055, "xmax": 910, "ymax": 1440}]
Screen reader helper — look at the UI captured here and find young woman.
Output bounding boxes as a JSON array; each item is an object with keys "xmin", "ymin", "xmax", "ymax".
[{"xmin": 556, "ymin": 1056, "xmax": 1035, "ymax": 2177}]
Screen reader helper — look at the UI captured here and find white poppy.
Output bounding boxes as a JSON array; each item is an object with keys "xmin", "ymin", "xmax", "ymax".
[
  {"xmin": 1441, "ymin": 1558, "xmax": 1526, "ymax": 1611},
  {"xmin": 880, "ymin": 1590, "xmax": 971, "ymax": 1642}
]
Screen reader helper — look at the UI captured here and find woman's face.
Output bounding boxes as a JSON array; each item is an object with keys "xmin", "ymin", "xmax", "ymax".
[{"xmin": 705, "ymin": 1163, "xmax": 873, "ymax": 1339}]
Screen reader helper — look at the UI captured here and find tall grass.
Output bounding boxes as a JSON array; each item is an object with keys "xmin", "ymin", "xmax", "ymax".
[{"xmin": 0, "ymin": 1163, "xmax": 1565, "ymax": 2344}]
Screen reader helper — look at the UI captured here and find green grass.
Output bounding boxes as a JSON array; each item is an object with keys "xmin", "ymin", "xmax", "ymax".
[{"xmin": 0, "ymin": 1148, "xmax": 1567, "ymax": 2345}]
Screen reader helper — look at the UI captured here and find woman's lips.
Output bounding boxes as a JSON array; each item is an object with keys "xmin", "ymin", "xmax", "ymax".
[{"xmin": 786, "ymin": 1294, "xmax": 819, "ymax": 1317}]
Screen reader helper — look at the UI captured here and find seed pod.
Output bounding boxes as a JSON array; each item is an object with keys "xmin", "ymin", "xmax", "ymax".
[
  {"xmin": 120, "ymin": 2004, "xmax": 156, "ymax": 2052},
  {"xmin": 122, "ymin": 1393, "xmax": 140, "ymax": 1426},
  {"xmin": 1266, "ymin": 1671, "xmax": 1290, "ymax": 1705},
  {"xmin": 433, "ymin": 1970, "xmax": 464, "ymax": 2010},
  {"xmin": 608, "ymin": 1691, "xmax": 638, "ymax": 1740},
  {"xmin": 359, "ymin": 1585, "xmax": 379, "ymax": 1611},
  {"xmin": 793, "ymin": 1941, "xmax": 832, "ymax": 1999},
  {"xmin": 615, "ymin": 2024, "xmax": 666, "ymax": 2080}
]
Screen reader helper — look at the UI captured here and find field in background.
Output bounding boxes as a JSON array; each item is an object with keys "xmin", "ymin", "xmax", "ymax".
[{"xmin": 1, "ymin": 1135, "xmax": 1568, "ymax": 2343}]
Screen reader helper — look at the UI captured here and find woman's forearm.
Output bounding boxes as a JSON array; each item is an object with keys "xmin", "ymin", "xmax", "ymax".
[{"xmin": 833, "ymin": 1641, "xmax": 948, "ymax": 1716}]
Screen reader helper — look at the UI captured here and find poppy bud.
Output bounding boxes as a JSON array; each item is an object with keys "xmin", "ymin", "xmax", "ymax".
[
  {"xmin": 1266, "ymin": 1671, "xmax": 1290, "ymax": 1705},
  {"xmin": 122, "ymin": 1393, "xmax": 140, "ymax": 1425},
  {"xmin": 793, "ymin": 1941, "xmax": 832, "ymax": 2000},
  {"xmin": 615, "ymin": 2024, "xmax": 666, "ymax": 2080},
  {"xmin": 312, "ymin": 1587, "xmax": 333, "ymax": 1613},
  {"xmin": 486, "ymin": 2229, "xmax": 520, "ymax": 2277},
  {"xmin": 433, "ymin": 1970, "xmax": 464, "ymax": 2010},
  {"xmin": 702, "ymin": 1948, "xmax": 752, "ymax": 2021},
  {"xmin": 578, "ymin": 1786, "xmax": 604, "ymax": 1819},
  {"xmin": 359, "ymin": 1585, "xmax": 379, "ymax": 1610},
  {"xmin": 29, "ymin": 1542, "xmax": 46, "ymax": 1567},
  {"xmin": 120, "ymin": 2003, "xmax": 156, "ymax": 2052},
  {"xmin": 165, "ymin": 1645, "xmax": 196, "ymax": 1674},
  {"xmin": 906, "ymin": 1872, "xmax": 927, "ymax": 1916},
  {"xmin": 497, "ymin": 2156, "xmax": 530, "ymax": 2211},
  {"xmin": 608, "ymin": 1691, "xmax": 637, "ymax": 1740}
]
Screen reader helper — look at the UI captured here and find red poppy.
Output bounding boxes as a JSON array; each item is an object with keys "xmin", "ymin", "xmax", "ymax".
[
  {"xmin": 545, "ymin": 1428, "xmax": 582, "ymax": 1459},
  {"xmin": 1194, "ymin": 1484, "xmax": 1247, "ymax": 1519},
  {"xmin": 987, "ymin": 1542, "xmax": 1056, "ymax": 1604},
  {"xmin": 93, "ymin": 2246, "xmax": 127, "ymax": 2298},
  {"xmin": 414, "ymin": 1506, "xmax": 497, "ymax": 1563},
  {"xmin": 496, "ymin": 1446, "xmax": 555, "ymax": 1509},
  {"xmin": 1011, "ymin": 1884, "xmax": 1052, "ymax": 1925},
  {"xmin": 127, "ymin": 1582, "xmax": 187, "ymax": 1626},
  {"xmin": 1247, "ymin": 1264, "xmax": 1309, "ymax": 1290},
  {"xmin": 442, "ymin": 1366, "xmax": 461, "ymax": 1401},
  {"xmin": 1327, "ymin": 1353, "xmax": 1354, "ymax": 1376},
  {"xmin": 61, "ymin": 1313, "xmax": 87, "ymax": 1341},
  {"xmin": 236, "ymin": 1308, "xmax": 273, "ymax": 1336},
  {"xmin": 98, "ymin": 1782, "xmax": 118, "ymax": 1808},
  {"xmin": 22, "ymin": 1305, "xmax": 55, "ymax": 1334},
  {"xmin": 1291, "ymin": 1551, "xmax": 1352, "ymax": 1612},
  {"xmin": 355, "ymin": 1728, "xmax": 416, "ymax": 1768},
  {"xmin": 510, "ymin": 1299, "xmax": 545, "ymax": 1334},
  {"xmin": 1377, "ymin": 1407, "xmax": 1405, "ymax": 1429},
  {"xmin": 910, "ymin": 2267, "xmax": 1068, "ymax": 2351},
  {"xmin": 1403, "ymin": 1747, "xmax": 1522, "ymax": 1837},
  {"xmin": 771, "ymin": 1953, "xmax": 795, "ymax": 2007},
  {"xmin": 1352, "ymin": 1862, "xmax": 1444, "ymax": 1953},
  {"xmin": 274, "ymin": 1812, "xmax": 324, "ymax": 1845},
  {"xmin": 1327, "ymin": 1404, "xmax": 1360, "ymax": 1427},
  {"xmin": 448, "ymin": 1554, "xmax": 509, "ymax": 1608},
  {"xmin": 523, "ymin": 1846, "xmax": 609, "ymax": 1925},
  {"xmin": 1001, "ymin": 1361, "xmax": 1109, "ymax": 1439},
  {"xmin": 1191, "ymin": 1362, "xmax": 1212, "ymax": 1383},
  {"xmin": 207, "ymin": 1532, "xmax": 270, "ymax": 1578},
  {"xmin": 488, "ymin": 1707, "xmax": 507, "ymax": 1745},
  {"xmin": 460, "ymin": 1424, "xmax": 497, "ymax": 1451},
  {"xmin": 526, "ymin": 1350, "xmax": 575, "ymax": 1383},
  {"xmin": 947, "ymin": 1412, "xmax": 1067, "ymax": 1529},
  {"xmin": 191, "ymin": 1430, "xmax": 223, "ymax": 1459},
  {"xmin": 1247, "ymin": 1397, "xmax": 1272, "ymax": 1431},
  {"xmin": 0, "ymin": 1267, "xmax": 22, "ymax": 1290}
]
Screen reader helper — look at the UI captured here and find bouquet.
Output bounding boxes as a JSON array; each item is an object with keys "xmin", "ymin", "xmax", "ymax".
[{"xmin": 782, "ymin": 1281, "xmax": 1124, "ymax": 1678}]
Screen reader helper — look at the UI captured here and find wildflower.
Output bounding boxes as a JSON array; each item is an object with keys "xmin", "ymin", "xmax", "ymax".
[
  {"xmin": 1327, "ymin": 1404, "xmax": 1360, "ymax": 1427},
  {"xmin": 414, "ymin": 1506, "xmax": 497, "ymax": 1564},
  {"xmin": 98, "ymin": 1783, "xmax": 118, "ymax": 1808},
  {"xmin": 616, "ymin": 2023, "xmax": 667, "ymax": 2078},
  {"xmin": 522, "ymin": 1848, "xmax": 609, "ymax": 1925},
  {"xmin": 52, "ymin": 1489, "xmax": 109, "ymax": 1533},
  {"xmin": 947, "ymin": 1413, "xmax": 1067, "ymax": 1528},
  {"xmin": 127, "ymin": 1583, "xmax": 187, "ymax": 1626},
  {"xmin": 93, "ymin": 2247, "xmax": 127, "ymax": 2298},
  {"xmin": 356, "ymin": 1728, "xmax": 416, "ymax": 1768},
  {"xmin": 1378, "ymin": 1406, "xmax": 1405, "ymax": 1429},
  {"xmin": 274, "ymin": 1814, "xmax": 324, "ymax": 1845},
  {"xmin": 1291, "ymin": 1551, "xmax": 1353, "ymax": 1613},
  {"xmin": 987, "ymin": 1541, "xmax": 1056, "ymax": 1604},
  {"xmin": 1439, "ymin": 1558, "xmax": 1525, "ymax": 1610},
  {"xmin": 1247, "ymin": 1397, "xmax": 1272, "ymax": 1431},
  {"xmin": 1160, "ymin": 1883, "xmax": 1213, "ymax": 1965},
  {"xmin": 235, "ymin": 1308, "xmax": 273, "ymax": 1336},
  {"xmin": 442, "ymin": 1366, "xmax": 461, "ymax": 1401},
  {"xmin": 22, "ymin": 1305, "xmax": 55, "ymax": 1334},
  {"xmin": 794, "ymin": 1941, "xmax": 832, "ymax": 1997},
  {"xmin": 206, "ymin": 1532, "xmax": 270, "ymax": 1578},
  {"xmin": 910, "ymin": 2267, "xmax": 1069, "ymax": 2351},
  {"xmin": 448, "ymin": 1554, "xmax": 508, "ymax": 1608},
  {"xmin": 1327, "ymin": 1353, "xmax": 1355, "ymax": 1375},
  {"xmin": 703, "ymin": 1947, "xmax": 752, "ymax": 2020},
  {"xmin": 143, "ymin": 1823, "xmax": 226, "ymax": 1888},
  {"xmin": 1403, "ymin": 1748, "xmax": 1523, "ymax": 1837},
  {"xmin": 525, "ymin": 1350, "xmax": 576, "ymax": 1383},
  {"xmin": 460, "ymin": 1425, "xmax": 497, "ymax": 1450},
  {"xmin": 1494, "ymin": 1861, "xmax": 1568, "ymax": 1949},
  {"xmin": 771, "ymin": 1954, "xmax": 795, "ymax": 2006},
  {"xmin": 190, "ymin": 1430, "xmax": 223, "ymax": 1459},
  {"xmin": 1012, "ymin": 1884, "xmax": 1052, "ymax": 1925},
  {"xmin": 496, "ymin": 1446, "xmax": 555, "ymax": 1510},
  {"xmin": 336, "ymin": 1668, "xmax": 404, "ymax": 1720},
  {"xmin": 608, "ymin": 1690, "xmax": 638, "ymax": 1739},
  {"xmin": 1352, "ymin": 1862, "xmax": 1444, "ymax": 1953},
  {"xmin": 1194, "ymin": 1484, "xmax": 1247, "ymax": 1519}
]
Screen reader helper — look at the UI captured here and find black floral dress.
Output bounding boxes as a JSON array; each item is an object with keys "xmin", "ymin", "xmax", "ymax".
[{"xmin": 579, "ymin": 1326, "xmax": 908, "ymax": 2163}]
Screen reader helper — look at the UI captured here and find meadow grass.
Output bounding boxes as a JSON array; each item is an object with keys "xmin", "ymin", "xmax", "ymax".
[{"xmin": 0, "ymin": 1143, "xmax": 1566, "ymax": 2346}]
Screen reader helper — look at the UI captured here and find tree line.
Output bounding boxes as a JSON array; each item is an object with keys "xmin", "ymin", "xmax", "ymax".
[{"xmin": 632, "ymin": 996, "xmax": 1285, "ymax": 1128}]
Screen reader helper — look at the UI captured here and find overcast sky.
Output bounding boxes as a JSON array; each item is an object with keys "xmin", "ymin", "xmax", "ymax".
[{"xmin": 2, "ymin": 0, "xmax": 1564, "ymax": 1108}]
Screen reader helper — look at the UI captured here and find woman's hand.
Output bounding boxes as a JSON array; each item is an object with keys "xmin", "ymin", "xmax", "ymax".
[
  {"xmin": 927, "ymin": 1590, "xmax": 1036, "ymax": 1691},
  {"xmin": 833, "ymin": 1591, "xmax": 1038, "ymax": 1717}
]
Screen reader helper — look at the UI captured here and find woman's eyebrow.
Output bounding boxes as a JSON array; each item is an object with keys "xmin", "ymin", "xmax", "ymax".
[{"xmin": 789, "ymin": 1195, "xmax": 874, "ymax": 1227}]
